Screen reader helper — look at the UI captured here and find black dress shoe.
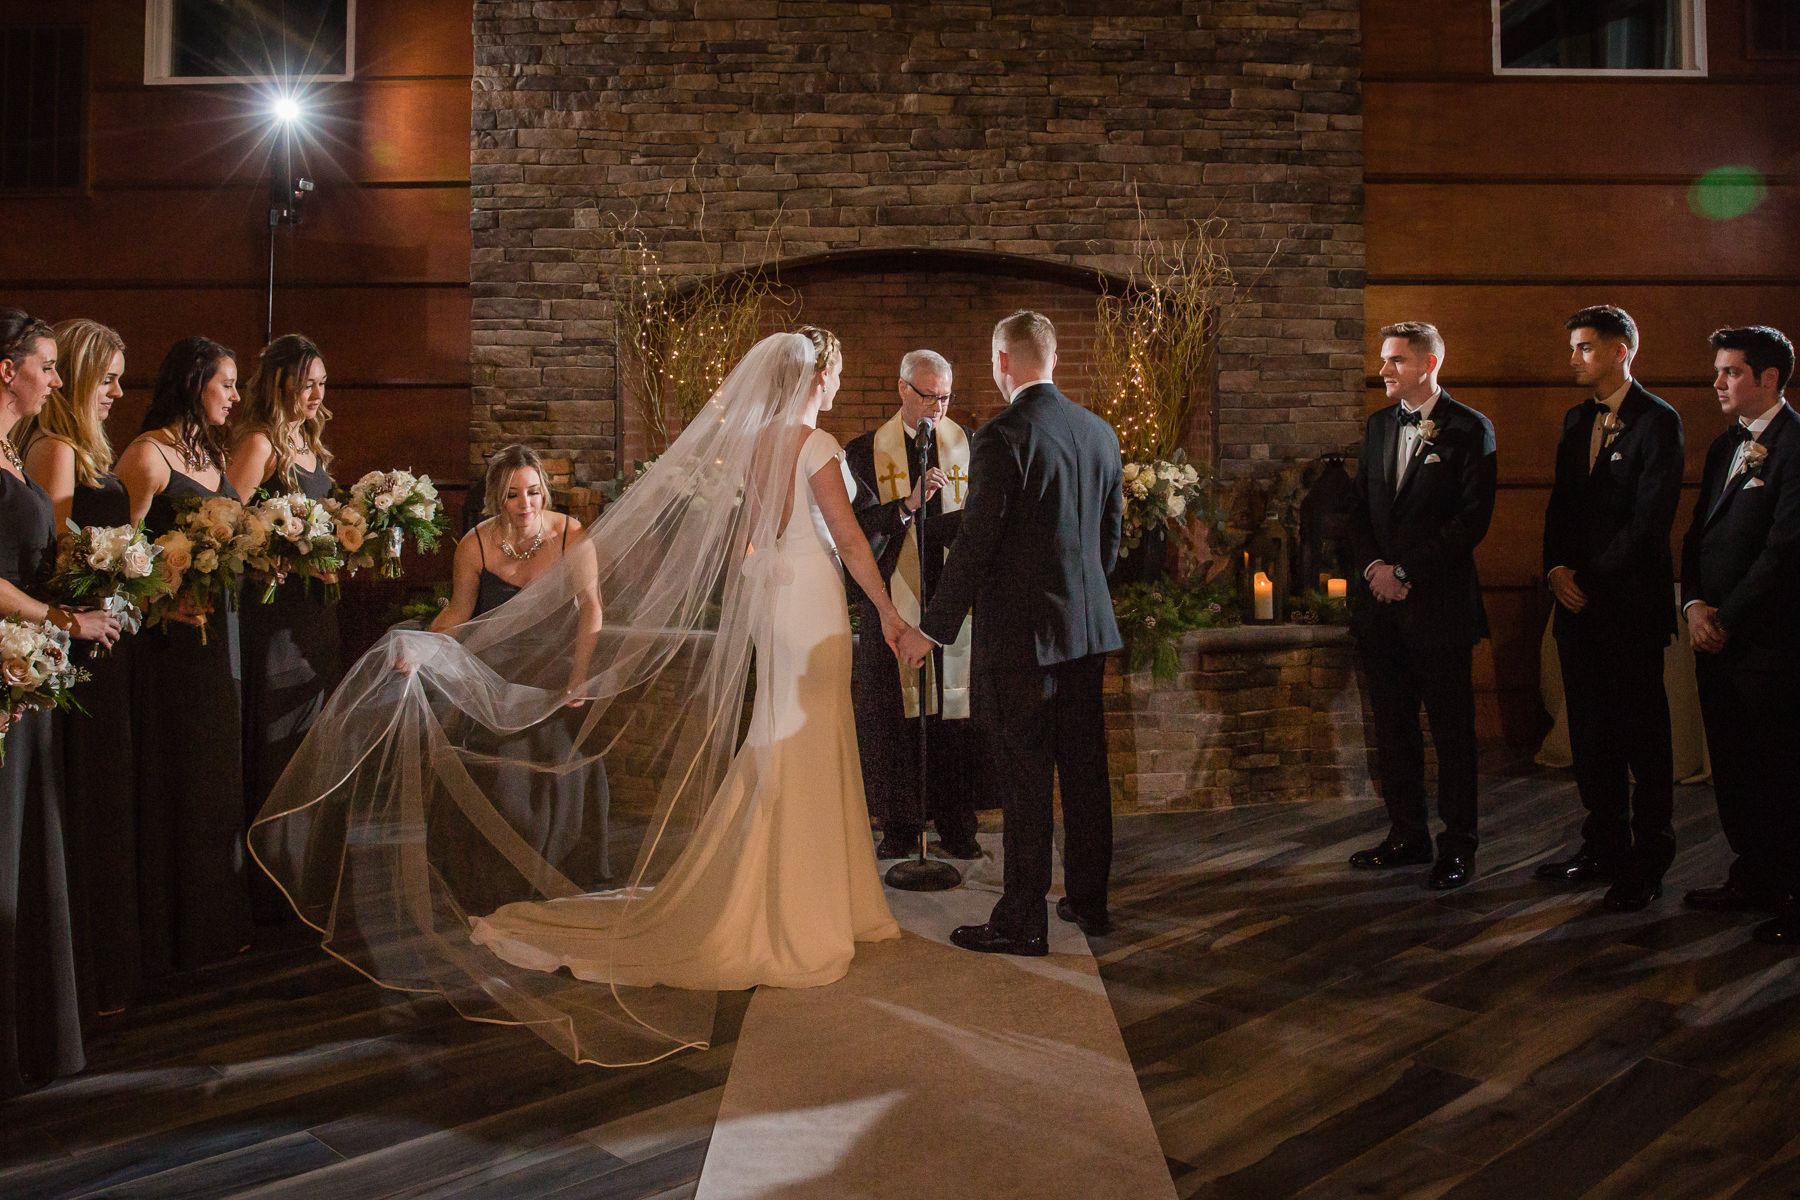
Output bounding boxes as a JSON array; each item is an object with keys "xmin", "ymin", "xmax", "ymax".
[
  {"xmin": 950, "ymin": 922, "xmax": 1048, "ymax": 957},
  {"xmin": 1602, "ymin": 877, "xmax": 1663, "ymax": 913},
  {"xmin": 937, "ymin": 837, "xmax": 983, "ymax": 860},
  {"xmin": 1056, "ymin": 896, "xmax": 1112, "ymax": 936},
  {"xmin": 1427, "ymin": 854, "xmax": 1473, "ymax": 891},
  {"xmin": 1685, "ymin": 883, "xmax": 1781, "ymax": 914},
  {"xmin": 1753, "ymin": 915, "xmax": 1800, "ymax": 947},
  {"xmin": 1534, "ymin": 850, "xmax": 1618, "ymax": 884},
  {"xmin": 1348, "ymin": 841, "xmax": 1434, "ymax": 870},
  {"xmin": 874, "ymin": 833, "xmax": 918, "ymax": 859}
]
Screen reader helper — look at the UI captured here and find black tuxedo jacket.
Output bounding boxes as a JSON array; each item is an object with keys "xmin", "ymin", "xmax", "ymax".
[
  {"xmin": 843, "ymin": 426, "xmax": 962, "ymax": 613},
  {"xmin": 1679, "ymin": 403, "xmax": 1800, "ymax": 669},
  {"xmin": 920, "ymin": 383, "xmax": 1123, "ymax": 673},
  {"xmin": 1542, "ymin": 380, "xmax": 1685, "ymax": 642},
  {"xmin": 1348, "ymin": 389, "xmax": 1497, "ymax": 647}
]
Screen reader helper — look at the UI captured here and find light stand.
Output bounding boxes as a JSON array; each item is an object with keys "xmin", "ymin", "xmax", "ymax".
[
  {"xmin": 266, "ymin": 101, "xmax": 313, "ymax": 347},
  {"xmin": 885, "ymin": 419, "xmax": 963, "ymax": 893}
]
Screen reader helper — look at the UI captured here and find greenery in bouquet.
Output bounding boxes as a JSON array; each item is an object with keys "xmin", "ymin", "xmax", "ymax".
[
  {"xmin": 1120, "ymin": 449, "xmax": 1213, "ymax": 557},
  {"xmin": 50, "ymin": 520, "xmax": 165, "ymax": 636},
  {"xmin": 0, "ymin": 617, "xmax": 90, "ymax": 764},
  {"xmin": 340, "ymin": 469, "xmax": 448, "ymax": 578},
  {"xmin": 248, "ymin": 492, "xmax": 343, "ymax": 603},
  {"xmin": 145, "ymin": 495, "xmax": 259, "ymax": 643},
  {"xmin": 1113, "ymin": 574, "xmax": 1239, "ymax": 683}
]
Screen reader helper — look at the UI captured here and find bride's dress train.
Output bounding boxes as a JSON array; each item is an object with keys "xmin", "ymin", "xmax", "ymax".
[{"xmin": 470, "ymin": 428, "xmax": 899, "ymax": 990}]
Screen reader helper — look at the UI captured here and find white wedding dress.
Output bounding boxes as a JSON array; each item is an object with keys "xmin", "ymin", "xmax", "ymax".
[{"xmin": 470, "ymin": 428, "xmax": 900, "ymax": 990}]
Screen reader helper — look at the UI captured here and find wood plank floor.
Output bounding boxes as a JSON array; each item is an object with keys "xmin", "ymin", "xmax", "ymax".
[{"xmin": 4, "ymin": 768, "xmax": 1796, "ymax": 1199}]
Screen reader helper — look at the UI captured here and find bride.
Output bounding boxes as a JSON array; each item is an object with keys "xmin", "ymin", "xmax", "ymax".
[{"xmin": 251, "ymin": 327, "xmax": 911, "ymax": 1065}]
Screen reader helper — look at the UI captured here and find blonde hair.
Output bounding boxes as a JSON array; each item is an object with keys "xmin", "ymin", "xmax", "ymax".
[
  {"xmin": 483, "ymin": 444, "xmax": 554, "ymax": 519},
  {"xmin": 19, "ymin": 319, "xmax": 124, "ymax": 488},
  {"xmin": 237, "ymin": 333, "xmax": 332, "ymax": 492},
  {"xmin": 796, "ymin": 325, "xmax": 842, "ymax": 374},
  {"xmin": 992, "ymin": 309, "xmax": 1057, "ymax": 366}
]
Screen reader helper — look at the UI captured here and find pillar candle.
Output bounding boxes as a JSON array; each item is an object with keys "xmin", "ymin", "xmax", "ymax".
[
  {"xmin": 1326, "ymin": 577, "xmax": 1347, "ymax": 600},
  {"xmin": 1254, "ymin": 571, "xmax": 1274, "ymax": 620}
]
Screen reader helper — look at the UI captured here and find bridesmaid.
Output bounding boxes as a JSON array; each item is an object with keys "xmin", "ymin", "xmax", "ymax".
[
  {"xmin": 0, "ymin": 308, "xmax": 121, "ymax": 1097},
  {"xmin": 20, "ymin": 319, "xmax": 143, "ymax": 1014},
  {"xmin": 116, "ymin": 336, "xmax": 253, "ymax": 976},
  {"xmin": 428, "ymin": 445, "xmax": 609, "ymax": 911},
  {"xmin": 228, "ymin": 335, "xmax": 341, "ymax": 920}
]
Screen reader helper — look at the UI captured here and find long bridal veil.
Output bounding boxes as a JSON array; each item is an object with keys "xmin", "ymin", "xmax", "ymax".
[{"xmin": 250, "ymin": 332, "xmax": 823, "ymax": 1065}]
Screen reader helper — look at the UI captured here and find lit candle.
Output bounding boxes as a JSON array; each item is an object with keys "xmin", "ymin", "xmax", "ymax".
[
  {"xmin": 1327, "ymin": 577, "xmax": 1347, "ymax": 601},
  {"xmin": 1254, "ymin": 571, "xmax": 1274, "ymax": 620}
]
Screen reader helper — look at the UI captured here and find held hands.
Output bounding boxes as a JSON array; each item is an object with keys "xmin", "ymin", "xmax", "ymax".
[
  {"xmin": 907, "ymin": 467, "xmax": 949, "ymax": 513},
  {"xmin": 1547, "ymin": 566, "xmax": 1588, "ymax": 614},
  {"xmin": 894, "ymin": 625, "xmax": 935, "ymax": 670},
  {"xmin": 1686, "ymin": 603, "xmax": 1729, "ymax": 654},
  {"xmin": 1366, "ymin": 563, "xmax": 1411, "ymax": 604}
]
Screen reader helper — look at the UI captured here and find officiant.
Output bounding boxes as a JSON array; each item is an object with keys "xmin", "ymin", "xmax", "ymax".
[{"xmin": 846, "ymin": 349, "xmax": 984, "ymax": 860}]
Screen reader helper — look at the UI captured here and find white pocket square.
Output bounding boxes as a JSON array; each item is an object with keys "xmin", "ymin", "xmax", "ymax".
[
  {"xmin": 1743, "ymin": 477, "xmax": 1766, "ymax": 489},
  {"xmin": 1610, "ymin": 451, "xmax": 1624, "ymax": 461},
  {"xmin": 1424, "ymin": 453, "xmax": 1441, "ymax": 464}
]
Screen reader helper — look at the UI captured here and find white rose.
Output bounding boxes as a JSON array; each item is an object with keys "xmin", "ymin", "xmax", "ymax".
[
  {"xmin": 121, "ymin": 543, "xmax": 154, "ymax": 579},
  {"xmin": 416, "ymin": 477, "xmax": 438, "ymax": 501},
  {"xmin": 1122, "ymin": 463, "xmax": 1141, "ymax": 483},
  {"xmin": 373, "ymin": 492, "xmax": 395, "ymax": 510},
  {"xmin": 1167, "ymin": 494, "xmax": 1187, "ymax": 519},
  {"xmin": 406, "ymin": 502, "xmax": 435, "ymax": 521},
  {"xmin": 194, "ymin": 548, "xmax": 219, "ymax": 573},
  {"xmin": 0, "ymin": 625, "xmax": 35, "ymax": 660}
]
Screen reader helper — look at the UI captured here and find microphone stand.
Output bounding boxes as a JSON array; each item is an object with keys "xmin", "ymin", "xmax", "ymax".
[{"xmin": 886, "ymin": 418, "xmax": 963, "ymax": 892}]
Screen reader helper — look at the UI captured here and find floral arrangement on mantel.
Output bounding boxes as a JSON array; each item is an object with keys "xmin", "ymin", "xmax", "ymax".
[
  {"xmin": 1113, "ymin": 575, "xmax": 1239, "ymax": 682},
  {"xmin": 1120, "ymin": 451, "xmax": 1207, "ymax": 558}
]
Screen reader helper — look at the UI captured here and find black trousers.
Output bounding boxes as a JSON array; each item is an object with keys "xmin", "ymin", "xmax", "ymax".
[
  {"xmin": 1695, "ymin": 658, "xmax": 1800, "ymax": 903},
  {"xmin": 1358, "ymin": 630, "xmax": 1479, "ymax": 855},
  {"xmin": 980, "ymin": 654, "xmax": 1113, "ymax": 939},
  {"xmin": 1556, "ymin": 620, "xmax": 1675, "ymax": 878}
]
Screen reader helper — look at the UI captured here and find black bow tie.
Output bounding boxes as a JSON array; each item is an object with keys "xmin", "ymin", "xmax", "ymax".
[
  {"xmin": 1398, "ymin": 408, "xmax": 1424, "ymax": 427},
  {"xmin": 1729, "ymin": 424, "xmax": 1755, "ymax": 444},
  {"xmin": 1582, "ymin": 398, "xmax": 1605, "ymax": 417}
]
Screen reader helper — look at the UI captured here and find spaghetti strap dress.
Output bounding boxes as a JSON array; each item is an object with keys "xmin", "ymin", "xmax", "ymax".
[
  {"xmin": 0, "ymin": 466, "xmax": 83, "ymax": 1096},
  {"xmin": 238, "ymin": 456, "xmax": 341, "ymax": 921},
  {"xmin": 132, "ymin": 450, "xmax": 252, "ymax": 975}
]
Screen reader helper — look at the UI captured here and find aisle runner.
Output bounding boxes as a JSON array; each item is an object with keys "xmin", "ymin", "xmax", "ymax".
[{"xmin": 694, "ymin": 837, "xmax": 1175, "ymax": 1200}]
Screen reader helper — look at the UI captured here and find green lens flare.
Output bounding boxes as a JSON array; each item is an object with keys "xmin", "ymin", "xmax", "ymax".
[{"xmin": 1688, "ymin": 166, "xmax": 1768, "ymax": 221}]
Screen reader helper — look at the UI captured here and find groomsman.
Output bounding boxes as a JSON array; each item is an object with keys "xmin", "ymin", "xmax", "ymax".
[
  {"xmin": 1346, "ymin": 322, "xmax": 1497, "ymax": 889},
  {"xmin": 1535, "ymin": 305, "xmax": 1685, "ymax": 912},
  {"xmin": 845, "ymin": 350, "xmax": 982, "ymax": 861},
  {"xmin": 1676, "ymin": 326, "xmax": 1800, "ymax": 945}
]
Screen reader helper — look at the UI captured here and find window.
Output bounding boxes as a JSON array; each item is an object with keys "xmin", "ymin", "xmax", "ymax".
[
  {"xmin": 1495, "ymin": 0, "xmax": 1707, "ymax": 75},
  {"xmin": 0, "ymin": 27, "xmax": 85, "ymax": 191},
  {"xmin": 145, "ymin": 0, "xmax": 354, "ymax": 86}
]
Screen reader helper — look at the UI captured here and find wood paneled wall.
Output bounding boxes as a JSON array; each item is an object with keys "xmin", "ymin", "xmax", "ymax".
[
  {"xmin": 1363, "ymin": 0, "xmax": 1800, "ymax": 745},
  {"xmin": 2, "ymin": 0, "xmax": 473, "ymax": 493}
]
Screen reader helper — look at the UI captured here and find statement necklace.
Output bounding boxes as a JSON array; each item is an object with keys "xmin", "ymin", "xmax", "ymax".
[
  {"xmin": 0, "ymin": 437, "xmax": 21, "ymax": 472},
  {"xmin": 500, "ymin": 527, "xmax": 544, "ymax": 561}
]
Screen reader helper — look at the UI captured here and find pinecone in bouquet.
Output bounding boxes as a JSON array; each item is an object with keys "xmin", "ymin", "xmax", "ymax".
[{"xmin": 0, "ymin": 617, "xmax": 89, "ymax": 764}]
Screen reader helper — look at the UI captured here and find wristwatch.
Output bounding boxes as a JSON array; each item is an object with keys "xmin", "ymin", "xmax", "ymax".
[{"xmin": 1390, "ymin": 564, "xmax": 1408, "ymax": 584}]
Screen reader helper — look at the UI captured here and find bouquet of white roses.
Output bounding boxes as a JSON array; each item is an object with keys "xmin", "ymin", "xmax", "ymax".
[
  {"xmin": 49, "ymin": 520, "xmax": 165, "ymax": 637},
  {"xmin": 248, "ymin": 492, "xmax": 343, "ymax": 603},
  {"xmin": 1120, "ymin": 450, "xmax": 1206, "ymax": 556},
  {"xmin": 0, "ymin": 617, "xmax": 89, "ymax": 764},
  {"xmin": 339, "ymin": 469, "xmax": 448, "ymax": 578},
  {"xmin": 146, "ymin": 495, "xmax": 261, "ymax": 643}
]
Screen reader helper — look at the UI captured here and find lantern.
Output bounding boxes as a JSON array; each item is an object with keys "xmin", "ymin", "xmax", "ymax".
[
  {"xmin": 1299, "ymin": 453, "xmax": 1355, "ymax": 599},
  {"xmin": 1242, "ymin": 515, "xmax": 1290, "ymax": 624}
]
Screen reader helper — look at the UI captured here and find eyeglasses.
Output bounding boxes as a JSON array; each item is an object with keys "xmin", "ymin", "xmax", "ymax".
[{"xmin": 900, "ymin": 378, "xmax": 954, "ymax": 406}]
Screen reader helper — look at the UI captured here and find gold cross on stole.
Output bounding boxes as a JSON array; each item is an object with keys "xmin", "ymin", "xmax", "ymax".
[{"xmin": 947, "ymin": 464, "xmax": 968, "ymax": 504}]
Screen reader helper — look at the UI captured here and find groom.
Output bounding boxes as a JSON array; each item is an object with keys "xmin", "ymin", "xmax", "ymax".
[{"xmin": 896, "ymin": 310, "xmax": 1124, "ymax": 956}]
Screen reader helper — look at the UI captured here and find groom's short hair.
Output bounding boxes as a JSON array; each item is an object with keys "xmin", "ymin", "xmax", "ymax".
[{"xmin": 993, "ymin": 310, "xmax": 1056, "ymax": 366}]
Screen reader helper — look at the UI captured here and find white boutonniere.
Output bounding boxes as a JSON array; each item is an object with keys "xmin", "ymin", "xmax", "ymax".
[
  {"xmin": 1742, "ymin": 440, "xmax": 1769, "ymax": 478},
  {"xmin": 1416, "ymin": 418, "xmax": 1439, "ymax": 444},
  {"xmin": 1601, "ymin": 411, "xmax": 1626, "ymax": 448}
]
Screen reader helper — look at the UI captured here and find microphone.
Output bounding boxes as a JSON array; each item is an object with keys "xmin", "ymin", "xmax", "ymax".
[{"xmin": 915, "ymin": 417, "xmax": 935, "ymax": 447}]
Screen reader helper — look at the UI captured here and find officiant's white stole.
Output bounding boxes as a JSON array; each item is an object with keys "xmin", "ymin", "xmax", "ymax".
[{"xmin": 873, "ymin": 412, "xmax": 973, "ymax": 719}]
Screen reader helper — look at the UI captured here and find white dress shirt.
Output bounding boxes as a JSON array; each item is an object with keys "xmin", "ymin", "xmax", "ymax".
[
  {"xmin": 1587, "ymin": 377, "xmax": 1634, "ymax": 469},
  {"xmin": 1681, "ymin": 400, "xmax": 1786, "ymax": 619},
  {"xmin": 1009, "ymin": 378, "xmax": 1053, "ymax": 403},
  {"xmin": 1394, "ymin": 389, "xmax": 1441, "ymax": 491}
]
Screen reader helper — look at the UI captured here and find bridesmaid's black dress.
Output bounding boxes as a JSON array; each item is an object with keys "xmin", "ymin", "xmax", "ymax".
[
  {"xmin": 444, "ymin": 525, "xmax": 610, "ymax": 914},
  {"xmin": 0, "ymin": 467, "xmax": 84, "ymax": 1097},
  {"xmin": 61, "ymin": 469, "xmax": 144, "ymax": 1014},
  {"xmin": 239, "ymin": 456, "xmax": 341, "ymax": 921},
  {"xmin": 133, "ymin": 449, "xmax": 252, "ymax": 976}
]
